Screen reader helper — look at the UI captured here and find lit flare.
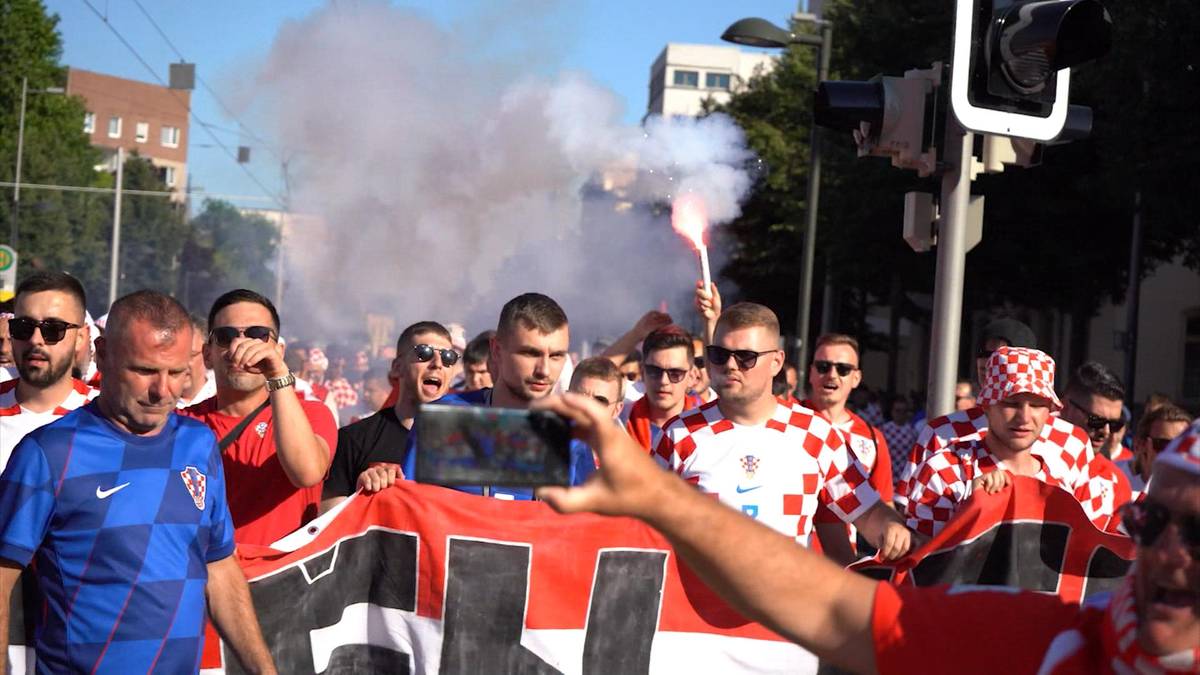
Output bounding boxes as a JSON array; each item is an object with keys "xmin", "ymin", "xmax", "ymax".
[{"xmin": 671, "ymin": 194, "xmax": 712, "ymax": 294}]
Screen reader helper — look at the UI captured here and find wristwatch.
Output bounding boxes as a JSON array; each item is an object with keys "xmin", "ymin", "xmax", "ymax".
[{"xmin": 265, "ymin": 372, "xmax": 297, "ymax": 392}]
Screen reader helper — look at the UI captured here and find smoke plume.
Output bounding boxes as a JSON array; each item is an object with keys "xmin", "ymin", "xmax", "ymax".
[{"xmin": 234, "ymin": 1, "xmax": 757, "ymax": 346}]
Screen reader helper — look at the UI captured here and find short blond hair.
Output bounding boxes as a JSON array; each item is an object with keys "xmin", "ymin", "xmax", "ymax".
[{"xmin": 715, "ymin": 302, "xmax": 779, "ymax": 340}]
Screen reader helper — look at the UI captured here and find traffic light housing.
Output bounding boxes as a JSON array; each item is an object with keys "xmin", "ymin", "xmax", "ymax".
[
  {"xmin": 951, "ymin": 0, "xmax": 1111, "ymax": 140},
  {"xmin": 815, "ymin": 65, "xmax": 941, "ymax": 176}
]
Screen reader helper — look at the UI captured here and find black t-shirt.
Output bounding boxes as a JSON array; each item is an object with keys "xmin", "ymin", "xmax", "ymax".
[{"xmin": 323, "ymin": 407, "xmax": 410, "ymax": 499}]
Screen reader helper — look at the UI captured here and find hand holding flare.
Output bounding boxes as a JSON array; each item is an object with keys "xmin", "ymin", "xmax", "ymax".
[{"xmin": 671, "ymin": 193, "xmax": 712, "ymax": 297}]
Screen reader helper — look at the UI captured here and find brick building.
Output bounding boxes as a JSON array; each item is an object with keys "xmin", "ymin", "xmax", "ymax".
[{"xmin": 66, "ymin": 68, "xmax": 189, "ymax": 195}]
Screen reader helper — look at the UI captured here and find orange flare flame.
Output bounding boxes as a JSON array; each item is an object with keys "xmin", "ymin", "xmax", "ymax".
[{"xmin": 671, "ymin": 193, "xmax": 708, "ymax": 249}]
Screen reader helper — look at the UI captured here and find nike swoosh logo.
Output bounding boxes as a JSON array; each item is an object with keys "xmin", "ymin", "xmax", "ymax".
[
  {"xmin": 735, "ymin": 485, "xmax": 762, "ymax": 494},
  {"xmin": 96, "ymin": 482, "xmax": 131, "ymax": 499}
]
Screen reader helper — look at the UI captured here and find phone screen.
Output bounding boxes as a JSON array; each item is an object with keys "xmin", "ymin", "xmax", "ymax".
[{"xmin": 415, "ymin": 404, "xmax": 572, "ymax": 488}]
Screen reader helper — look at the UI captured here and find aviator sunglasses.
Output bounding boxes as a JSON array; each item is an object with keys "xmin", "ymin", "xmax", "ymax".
[
  {"xmin": 812, "ymin": 360, "xmax": 858, "ymax": 377},
  {"xmin": 8, "ymin": 317, "xmax": 82, "ymax": 344},
  {"xmin": 645, "ymin": 364, "xmax": 689, "ymax": 383},
  {"xmin": 210, "ymin": 325, "xmax": 276, "ymax": 347},
  {"xmin": 1121, "ymin": 500, "xmax": 1200, "ymax": 558},
  {"xmin": 413, "ymin": 344, "xmax": 459, "ymax": 367},
  {"xmin": 705, "ymin": 345, "xmax": 776, "ymax": 370}
]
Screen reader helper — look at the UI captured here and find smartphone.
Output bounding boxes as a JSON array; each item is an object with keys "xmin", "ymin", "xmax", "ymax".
[{"xmin": 415, "ymin": 404, "xmax": 573, "ymax": 488}]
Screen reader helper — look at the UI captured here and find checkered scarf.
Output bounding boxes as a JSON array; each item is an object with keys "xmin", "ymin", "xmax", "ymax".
[
  {"xmin": 977, "ymin": 346, "xmax": 1061, "ymax": 411},
  {"xmin": 1100, "ymin": 571, "xmax": 1199, "ymax": 673}
]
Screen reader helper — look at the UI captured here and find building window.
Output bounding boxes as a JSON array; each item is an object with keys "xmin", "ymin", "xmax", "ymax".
[
  {"xmin": 107, "ymin": 116, "xmax": 122, "ymax": 139},
  {"xmin": 83, "ymin": 112, "xmax": 95, "ymax": 134},
  {"xmin": 161, "ymin": 125, "xmax": 180, "ymax": 148},
  {"xmin": 135, "ymin": 122, "xmax": 149, "ymax": 143},
  {"xmin": 706, "ymin": 73, "xmax": 732, "ymax": 90},
  {"xmin": 158, "ymin": 165, "xmax": 177, "ymax": 187},
  {"xmin": 1184, "ymin": 310, "xmax": 1200, "ymax": 400},
  {"xmin": 673, "ymin": 70, "xmax": 699, "ymax": 88}
]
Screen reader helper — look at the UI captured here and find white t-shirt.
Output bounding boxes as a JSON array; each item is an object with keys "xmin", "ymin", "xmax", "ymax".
[
  {"xmin": 0, "ymin": 378, "xmax": 97, "ymax": 470},
  {"xmin": 653, "ymin": 399, "xmax": 881, "ymax": 546}
]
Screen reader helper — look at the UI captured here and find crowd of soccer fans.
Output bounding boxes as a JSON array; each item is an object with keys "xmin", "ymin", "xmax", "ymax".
[{"xmin": 0, "ymin": 270, "xmax": 1195, "ymax": 674}]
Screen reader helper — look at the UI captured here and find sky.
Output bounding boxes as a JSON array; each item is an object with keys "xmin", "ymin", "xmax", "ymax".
[{"xmin": 48, "ymin": 0, "xmax": 805, "ymax": 211}]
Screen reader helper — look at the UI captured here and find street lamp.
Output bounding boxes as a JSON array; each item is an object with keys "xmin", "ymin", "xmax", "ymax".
[
  {"xmin": 11, "ymin": 77, "xmax": 66, "ymax": 250},
  {"xmin": 722, "ymin": 14, "xmax": 832, "ymax": 394}
]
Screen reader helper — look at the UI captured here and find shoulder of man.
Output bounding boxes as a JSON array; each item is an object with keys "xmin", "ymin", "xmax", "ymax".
[
  {"xmin": 432, "ymin": 388, "xmax": 491, "ymax": 407},
  {"xmin": 660, "ymin": 399, "xmax": 723, "ymax": 437},
  {"xmin": 1041, "ymin": 414, "xmax": 1093, "ymax": 458}
]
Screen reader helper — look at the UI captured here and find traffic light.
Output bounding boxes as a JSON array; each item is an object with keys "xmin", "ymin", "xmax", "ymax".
[
  {"xmin": 814, "ymin": 65, "xmax": 941, "ymax": 176},
  {"xmin": 951, "ymin": 0, "xmax": 1112, "ymax": 140}
]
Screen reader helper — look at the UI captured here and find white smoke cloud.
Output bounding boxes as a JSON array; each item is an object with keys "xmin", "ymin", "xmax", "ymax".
[{"xmin": 233, "ymin": 1, "xmax": 757, "ymax": 346}]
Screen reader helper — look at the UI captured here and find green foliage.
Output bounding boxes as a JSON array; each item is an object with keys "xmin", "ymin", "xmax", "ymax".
[
  {"xmin": 112, "ymin": 154, "xmax": 186, "ymax": 299},
  {"xmin": 178, "ymin": 200, "xmax": 278, "ymax": 314},
  {"xmin": 714, "ymin": 0, "xmax": 1199, "ymax": 345}
]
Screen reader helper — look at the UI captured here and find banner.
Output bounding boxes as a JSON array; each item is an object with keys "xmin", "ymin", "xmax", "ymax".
[
  {"xmin": 851, "ymin": 476, "xmax": 1135, "ymax": 603},
  {"xmin": 7, "ymin": 477, "xmax": 1136, "ymax": 673}
]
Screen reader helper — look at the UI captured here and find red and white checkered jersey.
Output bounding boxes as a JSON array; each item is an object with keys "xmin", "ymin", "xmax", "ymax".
[
  {"xmin": 653, "ymin": 399, "xmax": 881, "ymax": 545},
  {"xmin": 0, "ymin": 378, "xmax": 97, "ymax": 470},
  {"xmin": 895, "ymin": 408, "xmax": 1111, "ymax": 519},
  {"xmin": 903, "ymin": 431, "xmax": 1111, "ymax": 537}
]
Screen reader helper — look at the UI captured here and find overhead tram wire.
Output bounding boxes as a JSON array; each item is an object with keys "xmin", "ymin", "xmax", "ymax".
[
  {"xmin": 130, "ymin": 0, "xmax": 285, "ymax": 166},
  {"xmin": 79, "ymin": 0, "xmax": 285, "ymax": 209}
]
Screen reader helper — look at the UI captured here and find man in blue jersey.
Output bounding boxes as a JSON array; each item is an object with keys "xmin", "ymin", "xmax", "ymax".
[
  {"xmin": 0, "ymin": 290, "xmax": 275, "ymax": 674},
  {"xmin": 356, "ymin": 293, "xmax": 590, "ymax": 499}
]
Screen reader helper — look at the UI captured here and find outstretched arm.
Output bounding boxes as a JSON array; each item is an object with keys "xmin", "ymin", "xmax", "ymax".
[
  {"xmin": 600, "ymin": 310, "xmax": 673, "ymax": 366},
  {"xmin": 536, "ymin": 394, "xmax": 880, "ymax": 674}
]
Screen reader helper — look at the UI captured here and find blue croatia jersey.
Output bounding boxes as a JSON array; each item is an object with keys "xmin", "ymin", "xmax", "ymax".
[
  {"xmin": 0, "ymin": 403, "xmax": 235, "ymax": 674},
  {"xmin": 403, "ymin": 388, "xmax": 596, "ymax": 499}
]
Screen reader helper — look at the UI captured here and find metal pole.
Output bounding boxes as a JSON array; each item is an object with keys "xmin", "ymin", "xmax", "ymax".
[
  {"xmin": 926, "ymin": 115, "xmax": 973, "ymax": 417},
  {"xmin": 11, "ymin": 78, "xmax": 28, "ymax": 249},
  {"xmin": 793, "ymin": 21, "xmax": 832, "ymax": 393},
  {"xmin": 108, "ymin": 147, "xmax": 124, "ymax": 307},
  {"xmin": 1122, "ymin": 190, "xmax": 1142, "ymax": 405}
]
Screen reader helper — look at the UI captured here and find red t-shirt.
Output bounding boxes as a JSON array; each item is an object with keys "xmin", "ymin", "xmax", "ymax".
[
  {"xmin": 871, "ymin": 580, "xmax": 1197, "ymax": 674},
  {"xmin": 183, "ymin": 393, "xmax": 337, "ymax": 546}
]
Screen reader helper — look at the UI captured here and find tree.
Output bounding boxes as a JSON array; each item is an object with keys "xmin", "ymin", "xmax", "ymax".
[
  {"xmin": 713, "ymin": 0, "xmax": 1199, "ymax": 374},
  {"xmin": 0, "ymin": 0, "xmax": 109, "ymax": 307},
  {"xmin": 110, "ymin": 154, "xmax": 186, "ymax": 300},
  {"xmin": 178, "ymin": 199, "xmax": 278, "ymax": 314}
]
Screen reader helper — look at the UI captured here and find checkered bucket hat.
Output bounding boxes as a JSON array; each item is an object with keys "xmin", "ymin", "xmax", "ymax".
[
  {"xmin": 1155, "ymin": 418, "xmax": 1200, "ymax": 476},
  {"xmin": 977, "ymin": 346, "xmax": 1062, "ymax": 411}
]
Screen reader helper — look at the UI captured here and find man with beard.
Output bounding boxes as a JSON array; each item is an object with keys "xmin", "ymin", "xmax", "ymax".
[
  {"xmin": 653, "ymin": 303, "xmax": 916, "ymax": 580},
  {"xmin": 320, "ymin": 321, "xmax": 455, "ymax": 512},
  {"xmin": 535, "ymin": 392, "xmax": 1200, "ymax": 674},
  {"xmin": 183, "ymin": 289, "xmax": 335, "ymax": 546},
  {"xmin": 0, "ymin": 290, "xmax": 276, "ymax": 674},
  {"xmin": 177, "ymin": 315, "xmax": 215, "ymax": 407},
  {"xmin": 0, "ymin": 272, "xmax": 96, "ymax": 470}
]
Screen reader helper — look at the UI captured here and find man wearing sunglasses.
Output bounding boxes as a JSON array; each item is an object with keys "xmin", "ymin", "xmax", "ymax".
[
  {"xmin": 0, "ymin": 272, "xmax": 96, "ymax": 472},
  {"xmin": 183, "ymin": 289, "xmax": 336, "ymax": 546},
  {"xmin": 1062, "ymin": 361, "xmax": 1127, "ymax": 460},
  {"xmin": 0, "ymin": 290, "xmax": 277, "ymax": 674},
  {"xmin": 321, "ymin": 321, "xmax": 457, "ymax": 512},
  {"xmin": 905, "ymin": 348, "xmax": 1120, "ymax": 537},
  {"xmin": 1130, "ymin": 403, "xmax": 1191, "ymax": 490},
  {"xmin": 568, "ymin": 357, "xmax": 625, "ymax": 422},
  {"xmin": 537, "ymin": 384, "xmax": 1200, "ymax": 674},
  {"xmin": 654, "ymin": 303, "xmax": 916, "ymax": 573},
  {"xmin": 401, "ymin": 292, "xmax": 593, "ymax": 499},
  {"xmin": 623, "ymin": 325, "xmax": 701, "ymax": 452},
  {"xmin": 803, "ymin": 334, "xmax": 894, "ymax": 566}
]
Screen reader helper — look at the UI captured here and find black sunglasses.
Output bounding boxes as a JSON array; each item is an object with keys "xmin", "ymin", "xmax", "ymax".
[
  {"xmin": 812, "ymin": 360, "xmax": 857, "ymax": 377},
  {"xmin": 210, "ymin": 325, "xmax": 276, "ymax": 347},
  {"xmin": 1121, "ymin": 500, "xmax": 1200, "ymax": 558},
  {"xmin": 589, "ymin": 393, "xmax": 612, "ymax": 406},
  {"xmin": 645, "ymin": 364, "xmax": 689, "ymax": 383},
  {"xmin": 693, "ymin": 355, "xmax": 705, "ymax": 369},
  {"xmin": 706, "ymin": 345, "xmax": 775, "ymax": 370},
  {"xmin": 9, "ymin": 317, "xmax": 82, "ymax": 344},
  {"xmin": 1068, "ymin": 398, "xmax": 1125, "ymax": 433},
  {"xmin": 413, "ymin": 344, "xmax": 459, "ymax": 367},
  {"xmin": 1149, "ymin": 437, "xmax": 1176, "ymax": 452}
]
